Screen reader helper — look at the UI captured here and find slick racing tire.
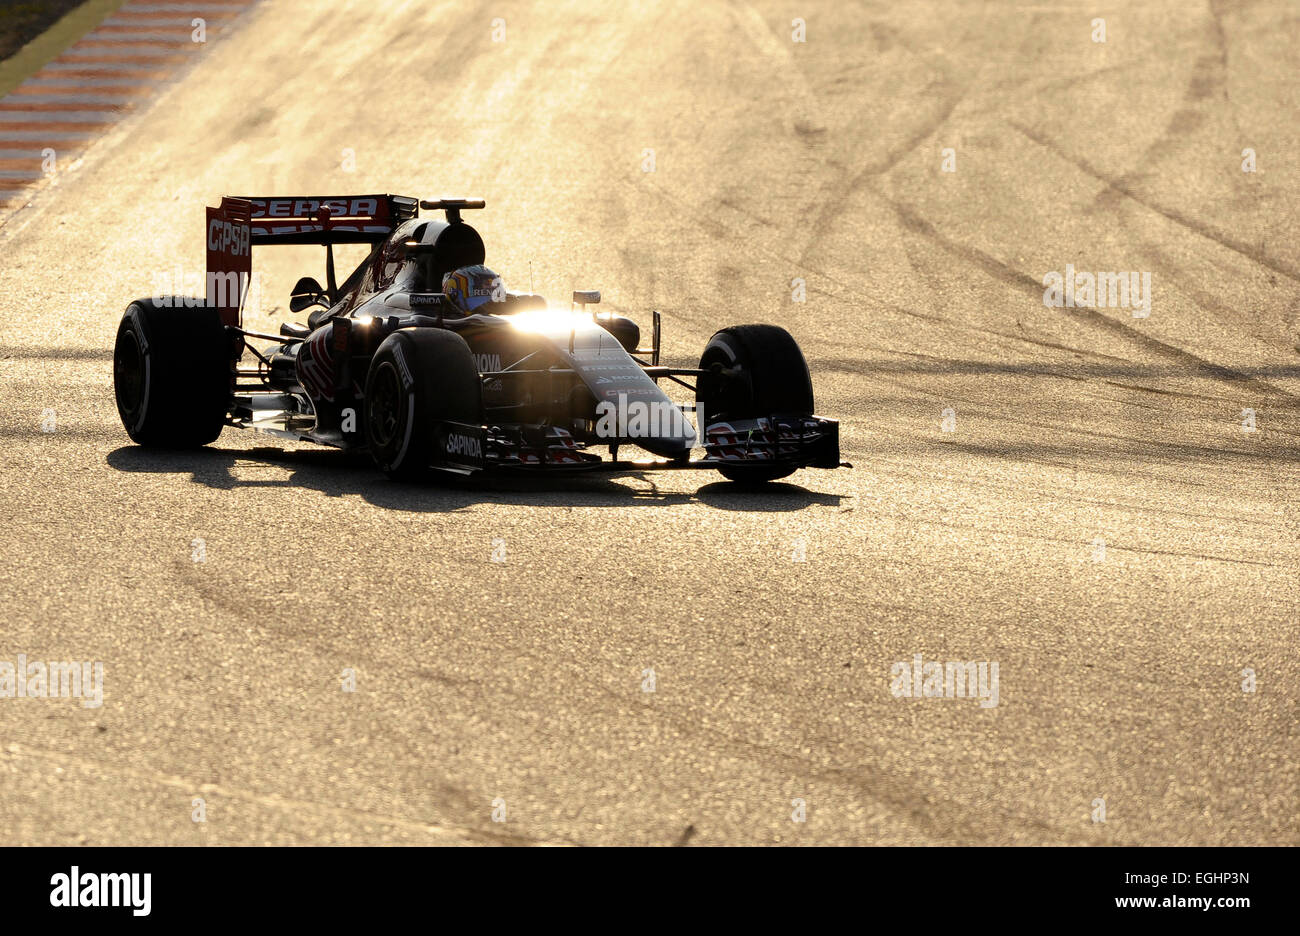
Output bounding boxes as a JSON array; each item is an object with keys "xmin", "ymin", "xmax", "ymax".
[
  {"xmin": 364, "ymin": 328, "xmax": 483, "ymax": 480},
  {"xmin": 113, "ymin": 299, "xmax": 231, "ymax": 447},
  {"xmin": 696, "ymin": 324, "xmax": 814, "ymax": 483}
]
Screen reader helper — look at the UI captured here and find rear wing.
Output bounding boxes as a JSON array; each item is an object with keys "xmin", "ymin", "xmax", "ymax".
[{"xmin": 205, "ymin": 194, "xmax": 418, "ymax": 325}]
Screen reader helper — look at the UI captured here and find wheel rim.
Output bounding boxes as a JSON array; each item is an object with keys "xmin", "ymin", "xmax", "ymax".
[
  {"xmin": 114, "ymin": 329, "xmax": 145, "ymax": 421},
  {"xmin": 698, "ymin": 351, "xmax": 747, "ymax": 423},
  {"xmin": 366, "ymin": 361, "xmax": 403, "ymax": 449}
]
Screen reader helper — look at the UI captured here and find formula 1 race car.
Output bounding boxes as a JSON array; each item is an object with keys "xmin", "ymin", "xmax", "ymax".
[{"xmin": 112, "ymin": 194, "xmax": 844, "ymax": 483}]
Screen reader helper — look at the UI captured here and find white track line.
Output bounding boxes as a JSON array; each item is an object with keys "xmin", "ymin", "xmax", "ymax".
[{"xmin": 0, "ymin": 111, "xmax": 123, "ymax": 122}]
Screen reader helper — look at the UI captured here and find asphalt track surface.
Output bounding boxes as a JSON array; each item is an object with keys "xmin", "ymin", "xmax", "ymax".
[{"xmin": 1, "ymin": 1, "xmax": 1297, "ymax": 845}]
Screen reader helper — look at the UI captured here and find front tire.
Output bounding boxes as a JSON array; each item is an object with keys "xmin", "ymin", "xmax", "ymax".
[
  {"xmin": 364, "ymin": 328, "xmax": 483, "ymax": 480},
  {"xmin": 696, "ymin": 324, "xmax": 814, "ymax": 483},
  {"xmin": 113, "ymin": 299, "xmax": 231, "ymax": 447}
]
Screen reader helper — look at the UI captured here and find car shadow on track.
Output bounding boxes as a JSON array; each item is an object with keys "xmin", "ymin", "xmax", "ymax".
[{"xmin": 105, "ymin": 446, "xmax": 842, "ymax": 513}]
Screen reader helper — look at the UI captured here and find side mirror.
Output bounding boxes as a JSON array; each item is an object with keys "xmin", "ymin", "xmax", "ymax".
[
  {"xmin": 572, "ymin": 290, "xmax": 600, "ymax": 315},
  {"xmin": 290, "ymin": 276, "xmax": 327, "ymax": 313}
]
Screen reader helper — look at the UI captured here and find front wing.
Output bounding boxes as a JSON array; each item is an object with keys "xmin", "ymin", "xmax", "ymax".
[{"xmin": 425, "ymin": 415, "xmax": 844, "ymax": 475}]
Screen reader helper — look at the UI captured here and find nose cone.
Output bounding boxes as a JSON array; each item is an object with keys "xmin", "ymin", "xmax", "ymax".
[{"xmin": 637, "ymin": 418, "xmax": 696, "ymax": 459}]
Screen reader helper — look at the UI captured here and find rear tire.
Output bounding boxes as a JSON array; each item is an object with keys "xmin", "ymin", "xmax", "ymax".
[
  {"xmin": 113, "ymin": 299, "xmax": 231, "ymax": 447},
  {"xmin": 696, "ymin": 324, "xmax": 814, "ymax": 483},
  {"xmin": 364, "ymin": 328, "xmax": 483, "ymax": 480}
]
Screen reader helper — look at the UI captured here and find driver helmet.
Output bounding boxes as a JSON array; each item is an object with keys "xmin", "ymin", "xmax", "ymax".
[{"xmin": 442, "ymin": 265, "xmax": 504, "ymax": 314}]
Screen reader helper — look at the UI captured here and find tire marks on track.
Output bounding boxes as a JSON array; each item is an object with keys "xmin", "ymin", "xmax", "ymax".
[
  {"xmin": 3, "ymin": 741, "xmax": 541, "ymax": 845},
  {"xmin": 886, "ymin": 195, "xmax": 1299, "ymax": 401},
  {"xmin": 1009, "ymin": 120, "xmax": 1300, "ymax": 287}
]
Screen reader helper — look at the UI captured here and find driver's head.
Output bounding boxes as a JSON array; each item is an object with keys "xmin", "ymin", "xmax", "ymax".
[{"xmin": 442, "ymin": 265, "xmax": 504, "ymax": 314}]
